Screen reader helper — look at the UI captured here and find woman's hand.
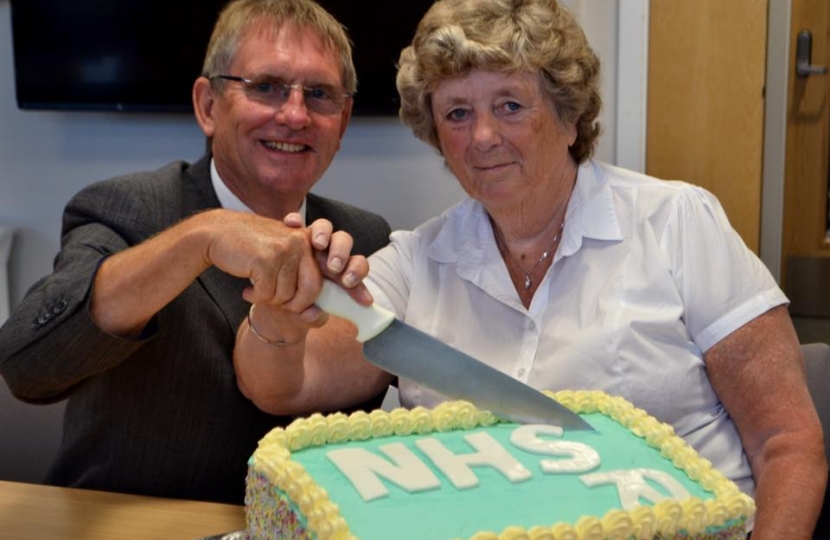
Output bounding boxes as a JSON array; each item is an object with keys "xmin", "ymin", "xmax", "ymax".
[
  {"xmin": 235, "ymin": 213, "xmax": 373, "ymax": 352},
  {"xmin": 280, "ymin": 212, "xmax": 373, "ymax": 325},
  {"xmin": 233, "ymin": 214, "xmax": 393, "ymax": 416}
]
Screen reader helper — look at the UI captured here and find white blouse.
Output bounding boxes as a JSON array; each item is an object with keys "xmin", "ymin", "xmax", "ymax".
[{"xmin": 366, "ymin": 160, "xmax": 787, "ymax": 498}]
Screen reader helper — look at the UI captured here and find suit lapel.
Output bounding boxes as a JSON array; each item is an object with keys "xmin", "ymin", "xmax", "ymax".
[
  {"xmin": 305, "ymin": 194, "xmax": 322, "ymax": 224},
  {"xmin": 200, "ymin": 267, "xmax": 250, "ymax": 330}
]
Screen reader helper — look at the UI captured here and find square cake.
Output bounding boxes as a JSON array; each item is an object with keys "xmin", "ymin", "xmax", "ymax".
[{"xmin": 244, "ymin": 390, "xmax": 754, "ymax": 540}]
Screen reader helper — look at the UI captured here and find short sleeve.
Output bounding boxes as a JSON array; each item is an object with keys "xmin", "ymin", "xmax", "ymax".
[
  {"xmin": 366, "ymin": 230, "xmax": 418, "ymax": 319},
  {"xmin": 661, "ymin": 186, "xmax": 788, "ymax": 351}
]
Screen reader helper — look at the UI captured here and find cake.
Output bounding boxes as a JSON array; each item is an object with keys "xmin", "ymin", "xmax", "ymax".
[{"xmin": 244, "ymin": 390, "xmax": 754, "ymax": 540}]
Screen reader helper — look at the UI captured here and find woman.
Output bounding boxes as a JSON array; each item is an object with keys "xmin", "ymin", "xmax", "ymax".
[{"xmin": 233, "ymin": 0, "xmax": 826, "ymax": 536}]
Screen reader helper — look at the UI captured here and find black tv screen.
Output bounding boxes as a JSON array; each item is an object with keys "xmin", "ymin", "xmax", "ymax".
[{"xmin": 10, "ymin": 0, "xmax": 432, "ymax": 115}]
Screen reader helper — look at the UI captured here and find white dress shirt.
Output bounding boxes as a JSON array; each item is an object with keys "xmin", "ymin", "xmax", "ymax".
[{"xmin": 366, "ymin": 159, "xmax": 788, "ymax": 498}]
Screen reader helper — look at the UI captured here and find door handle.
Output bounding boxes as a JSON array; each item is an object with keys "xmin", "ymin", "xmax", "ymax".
[{"xmin": 796, "ymin": 30, "xmax": 828, "ymax": 77}]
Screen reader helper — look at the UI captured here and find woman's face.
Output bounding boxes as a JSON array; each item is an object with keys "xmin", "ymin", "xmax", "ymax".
[{"xmin": 431, "ymin": 70, "xmax": 578, "ymax": 213}]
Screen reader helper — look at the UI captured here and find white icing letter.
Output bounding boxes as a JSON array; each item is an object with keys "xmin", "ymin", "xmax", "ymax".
[
  {"xmin": 326, "ymin": 443, "xmax": 440, "ymax": 502},
  {"xmin": 510, "ymin": 424, "xmax": 601, "ymax": 474},
  {"xmin": 581, "ymin": 469, "xmax": 691, "ymax": 509},
  {"xmin": 415, "ymin": 432, "xmax": 532, "ymax": 490}
]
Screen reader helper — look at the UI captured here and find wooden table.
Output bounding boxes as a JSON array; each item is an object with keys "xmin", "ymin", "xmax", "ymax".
[{"xmin": 0, "ymin": 480, "xmax": 245, "ymax": 540}]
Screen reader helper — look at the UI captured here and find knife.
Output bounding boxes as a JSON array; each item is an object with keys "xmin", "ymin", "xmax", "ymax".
[{"xmin": 316, "ymin": 281, "xmax": 593, "ymax": 430}]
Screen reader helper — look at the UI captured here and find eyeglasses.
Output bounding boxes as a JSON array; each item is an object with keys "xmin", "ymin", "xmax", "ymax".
[{"xmin": 209, "ymin": 75, "xmax": 352, "ymax": 116}]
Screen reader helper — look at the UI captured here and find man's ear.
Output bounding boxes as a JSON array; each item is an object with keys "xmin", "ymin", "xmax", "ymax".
[
  {"xmin": 337, "ymin": 96, "xmax": 354, "ymax": 140},
  {"xmin": 192, "ymin": 76, "xmax": 217, "ymax": 137}
]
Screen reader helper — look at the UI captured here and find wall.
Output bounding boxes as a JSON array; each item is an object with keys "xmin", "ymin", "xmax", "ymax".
[{"xmin": 0, "ymin": 0, "xmax": 625, "ymax": 484}]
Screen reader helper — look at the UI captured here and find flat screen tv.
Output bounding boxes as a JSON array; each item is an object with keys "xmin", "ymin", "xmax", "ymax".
[{"xmin": 9, "ymin": 0, "xmax": 432, "ymax": 115}]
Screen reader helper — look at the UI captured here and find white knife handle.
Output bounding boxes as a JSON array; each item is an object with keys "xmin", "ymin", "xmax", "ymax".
[{"xmin": 316, "ymin": 280, "xmax": 396, "ymax": 343}]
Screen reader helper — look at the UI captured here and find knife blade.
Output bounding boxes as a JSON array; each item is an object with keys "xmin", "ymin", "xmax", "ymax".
[{"xmin": 316, "ymin": 281, "xmax": 593, "ymax": 430}]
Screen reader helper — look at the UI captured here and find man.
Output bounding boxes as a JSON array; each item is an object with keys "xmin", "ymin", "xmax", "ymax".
[{"xmin": 0, "ymin": 0, "xmax": 390, "ymax": 505}]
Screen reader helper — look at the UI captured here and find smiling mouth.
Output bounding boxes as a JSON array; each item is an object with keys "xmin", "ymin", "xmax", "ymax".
[
  {"xmin": 475, "ymin": 163, "xmax": 512, "ymax": 171},
  {"xmin": 262, "ymin": 140, "xmax": 309, "ymax": 153}
]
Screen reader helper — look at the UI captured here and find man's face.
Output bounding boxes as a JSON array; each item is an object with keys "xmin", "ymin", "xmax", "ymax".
[{"xmin": 196, "ymin": 21, "xmax": 352, "ymax": 215}]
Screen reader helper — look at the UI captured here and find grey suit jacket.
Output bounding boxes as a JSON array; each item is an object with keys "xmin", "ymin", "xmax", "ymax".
[{"xmin": 0, "ymin": 155, "xmax": 391, "ymax": 504}]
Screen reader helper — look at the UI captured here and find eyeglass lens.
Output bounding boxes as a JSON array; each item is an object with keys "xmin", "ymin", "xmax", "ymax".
[{"xmin": 218, "ymin": 76, "xmax": 347, "ymax": 115}]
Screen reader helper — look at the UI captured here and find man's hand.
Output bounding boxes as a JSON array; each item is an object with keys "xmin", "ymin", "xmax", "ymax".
[
  {"xmin": 91, "ymin": 208, "xmax": 328, "ymax": 337},
  {"xmin": 201, "ymin": 210, "xmax": 322, "ymax": 311}
]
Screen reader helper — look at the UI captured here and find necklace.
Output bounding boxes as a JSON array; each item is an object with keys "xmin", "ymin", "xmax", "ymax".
[{"xmin": 496, "ymin": 221, "xmax": 565, "ymax": 290}]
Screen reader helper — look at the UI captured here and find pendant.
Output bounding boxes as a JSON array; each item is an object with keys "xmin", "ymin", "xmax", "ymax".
[{"xmin": 524, "ymin": 275, "xmax": 532, "ymax": 290}]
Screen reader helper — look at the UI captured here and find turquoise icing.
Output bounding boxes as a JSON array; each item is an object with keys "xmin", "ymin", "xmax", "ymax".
[{"xmin": 288, "ymin": 414, "xmax": 714, "ymax": 540}]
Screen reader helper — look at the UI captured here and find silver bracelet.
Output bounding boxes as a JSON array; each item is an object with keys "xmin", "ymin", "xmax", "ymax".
[{"xmin": 247, "ymin": 304, "xmax": 298, "ymax": 347}]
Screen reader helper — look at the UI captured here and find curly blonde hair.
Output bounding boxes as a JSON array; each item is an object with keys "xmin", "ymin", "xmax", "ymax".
[
  {"xmin": 202, "ymin": 0, "xmax": 356, "ymax": 95},
  {"xmin": 397, "ymin": 0, "xmax": 601, "ymax": 163}
]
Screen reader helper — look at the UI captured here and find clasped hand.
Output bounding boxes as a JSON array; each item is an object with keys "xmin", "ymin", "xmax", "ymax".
[{"xmin": 207, "ymin": 210, "xmax": 371, "ymax": 333}]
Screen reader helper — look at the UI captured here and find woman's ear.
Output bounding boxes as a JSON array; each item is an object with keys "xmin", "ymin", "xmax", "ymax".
[
  {"xmin": 192, "ymin": 76, "xmax": 217, "ymax": 138},
  {"xmin": 566, "ymin": 119, "xmax": 578, "ymax": 148}
]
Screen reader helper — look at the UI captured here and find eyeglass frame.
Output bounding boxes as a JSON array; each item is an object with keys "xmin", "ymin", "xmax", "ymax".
[{"xmin": 207, "ymin": 74, "xmax": 353, "ymax": 116}]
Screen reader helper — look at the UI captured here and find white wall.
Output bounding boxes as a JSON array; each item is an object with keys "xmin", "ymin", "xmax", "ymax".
[{"xmin": 0, "ymin": 0, "xmax": 627, "ymax": 484}]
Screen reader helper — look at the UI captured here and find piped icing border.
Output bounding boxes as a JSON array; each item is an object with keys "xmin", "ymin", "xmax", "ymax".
[{"xmin": 249, "ymin": 390, "xmax": 755, "ymax": 540}]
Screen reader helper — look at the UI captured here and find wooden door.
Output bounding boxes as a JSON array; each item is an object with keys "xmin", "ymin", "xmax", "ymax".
[
  {"xmin": 646, "ymin": 0, "xmax": 768, "ymax": 253},
  {"xmin": 781, "ymin": 0, "xmax": 830, "ymax": 315}
]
